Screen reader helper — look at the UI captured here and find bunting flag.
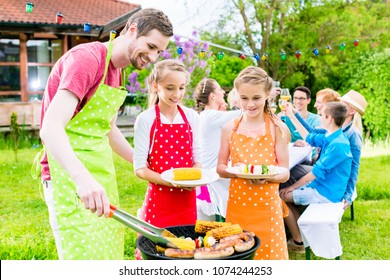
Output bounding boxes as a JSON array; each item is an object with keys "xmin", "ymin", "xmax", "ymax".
[
  {"xmin": 175, "ymin": 34, "xmax": 360, "ymax": 62},
  {"xmin": 22, "ymin": 1, "xmax": 361, "ymax": 58}
]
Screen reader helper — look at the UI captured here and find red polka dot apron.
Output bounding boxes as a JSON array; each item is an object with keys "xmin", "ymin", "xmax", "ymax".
[
  {"xmin": 45, "ymin": 37, "xmax": 126, "ymax": 259},
  {"xmin": 139, "ymin": 105, "xmax": 197, "ymax": 228},
  {"xmin": 226, "ymin": 114, "xmax": 288, "ymax": 260}
]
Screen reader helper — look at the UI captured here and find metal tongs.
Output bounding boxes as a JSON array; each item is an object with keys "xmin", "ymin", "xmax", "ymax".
[{"xmin": 109, "ymin": 204, "xmax": 180, "ymax": 248}]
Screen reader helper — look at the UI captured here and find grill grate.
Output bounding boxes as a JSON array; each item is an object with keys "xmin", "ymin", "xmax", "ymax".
[{"xmin": 136, "ymin": 224, "xmax": 260, "ymax": 260}]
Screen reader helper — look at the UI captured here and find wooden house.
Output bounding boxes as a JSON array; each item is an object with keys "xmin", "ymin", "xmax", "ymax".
[{"xmin": 0, "ymin": 0, "xmax": 140, "ymax": 129}]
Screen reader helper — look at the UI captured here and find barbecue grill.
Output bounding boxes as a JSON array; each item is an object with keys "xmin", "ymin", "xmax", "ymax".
[{"xmin": 136, "ymin": 224, "xmax": 260, "ymax": 260}]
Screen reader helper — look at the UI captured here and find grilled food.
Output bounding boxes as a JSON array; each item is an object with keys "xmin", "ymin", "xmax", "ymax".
[
  {"xmin": 205, "ymin": 224, "xmax": 243, "ymax": 240},
  {"xmin": 195, "ymin": 220, "xmax": 232, "ymax": 234}
]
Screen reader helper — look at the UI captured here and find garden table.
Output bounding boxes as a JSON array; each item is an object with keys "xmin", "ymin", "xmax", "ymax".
[{"xmin": 288, "ymin": 143, "xmax": 312, "ymax": 169}]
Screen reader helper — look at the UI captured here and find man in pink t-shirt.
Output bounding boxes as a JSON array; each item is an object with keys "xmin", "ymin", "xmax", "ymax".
[{"xmin": 38, "ymin": 8, "xmax": 173, "ymax": 260}]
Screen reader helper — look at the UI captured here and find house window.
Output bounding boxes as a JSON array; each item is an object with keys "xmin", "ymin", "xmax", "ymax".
[
  {"xmin": 27, "ymin": 39, "xmax": 63, "ymax": 101},
  {"xmin": 0, "ymin": 39, "xmax": 20, "ymax": 62},
  {"xmin": 0, "ymin": 39, "xmax": 21, "ymax": 102},
  {"xmin": 0, "ymin": 66, "xmax": 20, "ymax": 91},
  {"xmin": 28, "ymin": 66, "xmax": 50, "ymax": 92},
  {"xmin": 0, "ymin": 37, "xmax": 63, "ymax": 102},
  {"xmin": 27, "ymin": 39, "xmax": 62, "ymax": 63}
]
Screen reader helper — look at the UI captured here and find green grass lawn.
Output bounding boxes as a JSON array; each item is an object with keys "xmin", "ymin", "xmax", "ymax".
[{"xmin": 0, "ymin": 148, "xmax": 389, "ymax": 260}]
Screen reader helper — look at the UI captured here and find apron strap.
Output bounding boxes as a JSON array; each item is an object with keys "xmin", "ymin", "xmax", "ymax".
[
  {"xmin": 264, "ymin": 113, "xmax": 271, "ymax": 134},
  {"xmin": 264, "ymin": 113, "xmax": 276, "ymax": 143},
  {"xmin": 177, "ymin": 105, "xmax": 189, "ymax": 124},
  {"xmin": 148, "ymin": 105, "xmax": 160, "ymax": 155},
  {"xmin": 177, "ymin": 105, "xmax": 193, "ymax": 151},
  {"xmin": 232, "ymin": 113, "xmax": 271, "ymax": 134},
  {"xmin": 148, "ymin": 105, "xmax": 193, "ymax": 155},
  {"xmin": 154, "ymin": 104, "xmax": 162, "ymax": 123},
  {"xmin": 121, "ymin": 68, "xmax": 126, "ymax": 88},
  {"xmin": 100, "ymin": 32, "xmax": 115, "ymax": 85},
  {"xmin": 31, "ymin": 148, "xmax": 45, "ymax": 180},
  {"xmin": 232, "ymin": 114, "xmax": 244, "ymax": 133}
]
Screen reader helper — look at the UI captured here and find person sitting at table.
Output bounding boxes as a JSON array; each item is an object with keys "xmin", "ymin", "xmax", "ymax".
[
  {"xmin": 279, "ymin": 102, "xmax": 352, "ymax": 253},
  {"xmin": 269, "ymin": 85, "xmax": 281, "ymax": 104},
  {"xmin": 283, "ymin": 90, "xmax": 368, "ymax": 209},
  {"xmin": 313, "ymin": 88, "xmax": 340, "ymax": 114},
  {"xmin": 281, "ymin": 86, "xmax": 321, "ymax": 144},
  {"xmin": 280, "ymin": 88, "xmax": 340, "ymax": 190}
]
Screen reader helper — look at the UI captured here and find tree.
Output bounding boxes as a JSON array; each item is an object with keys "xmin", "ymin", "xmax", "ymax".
[
  {"xmin": 203, "ymin": 0, "xmax": 388, "ymax": 85},
  {"xmin": 206, "ymin": 0, "xmax": 304, "ymax": 80},
  {"xmin": 124, "ymin": 32, "xmax": 214, "ymax": 110},
  {"xmin": 200, "ymin": 0, "xmax": 389, "ymax": 139},
  {"xmin": 209, "ymin": 54, "xmax": 254, "ymax": 90}
]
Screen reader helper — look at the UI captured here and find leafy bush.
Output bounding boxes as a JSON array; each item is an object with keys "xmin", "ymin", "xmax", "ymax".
[
  {"xmin": 209, "ymin": 54, "xmax": 253, "ymax": 90},
  {"xmin": 0, "ymin": 127, "xmax": 41, "ymax": 151},
  {"xmin": 339, "ymin": 50, "xmax": 390, "ymax": 140}
]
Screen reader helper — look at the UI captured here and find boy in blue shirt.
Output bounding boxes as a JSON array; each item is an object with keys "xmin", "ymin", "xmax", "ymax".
[{"xmin": 280, "ymin": 102, "xmax": 352, "ymax": 252}]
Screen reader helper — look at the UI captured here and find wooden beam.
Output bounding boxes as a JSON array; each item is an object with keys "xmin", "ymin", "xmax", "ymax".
[
  {"xmin": 19, "ymin": 33, "xmax": 28, "ymax": 102},
  {"xmin": 0, "ymin": 91, "xmax": 21, "ymax": 96},
  {"xmin": 63, "ymin": 35, "xmax": 69, "ymax": 53},
  {"xmin": 32, "ymin": 33, "xmax": 59, "ymax": 39}
]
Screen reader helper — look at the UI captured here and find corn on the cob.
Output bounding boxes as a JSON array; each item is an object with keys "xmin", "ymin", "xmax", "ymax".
[
  {"xmin": 172, "ymin": 168, "xmax": 202, "ymax": 180},
  {"xmin": 205, "ymin": 224, "xmax": 243, "ymax": 240},
  {"xmin": 156, "ymin": 245, "xmax": 166, "ymax": 253},
  {"xmin": 195, "ymin": 220, "xmax": 232, "ymax": 234},
  {"xmin": 165, "ymin": 237, "xmax": 196, "ymax": 250}
]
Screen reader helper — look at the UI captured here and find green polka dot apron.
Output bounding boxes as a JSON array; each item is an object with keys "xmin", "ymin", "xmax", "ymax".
[{"xmin": 46, "ymin": 37, "xmax": 127, "ymax": 260}]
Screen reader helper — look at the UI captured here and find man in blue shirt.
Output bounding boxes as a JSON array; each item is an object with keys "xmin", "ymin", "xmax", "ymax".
[
  {"xmin": 279, "ymin": 102, "xmax": 352, "ymax": 252},
  {"xmin": 282, "ymin": 86, "xmax": 321, "ymax": 143}
]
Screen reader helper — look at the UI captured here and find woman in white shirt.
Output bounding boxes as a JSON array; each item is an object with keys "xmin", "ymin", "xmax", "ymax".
[{"xmin": 194, "ymin": 78, "xmax": 241, "ymax": 221}]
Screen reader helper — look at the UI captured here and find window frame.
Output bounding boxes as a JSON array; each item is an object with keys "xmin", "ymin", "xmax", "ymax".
[{"xmin": 0, "ymin": 34, "xmax": 63, "ymax": 102}]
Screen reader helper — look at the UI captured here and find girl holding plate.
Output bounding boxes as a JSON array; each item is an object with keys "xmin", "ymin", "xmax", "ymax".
[
  {"xmin": 133, "ymin": 59, "xmax": 202, "ymax": 229},
  {"xmin": 217, "ymin": 66, "xmax": 291, "ymax": 260}
]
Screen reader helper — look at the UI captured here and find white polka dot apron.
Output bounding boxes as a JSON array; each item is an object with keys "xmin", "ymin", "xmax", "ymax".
[
  {"xmin": 139, "ymin": 105, "xmax": 197, "ymax": 228},
  {"xmin": 45, "ymin": 38, "xmax": 126, "ymax": 260},
  {"xmin": 226, "ymin": 114, "xmax": 288, "ymax": 260}
]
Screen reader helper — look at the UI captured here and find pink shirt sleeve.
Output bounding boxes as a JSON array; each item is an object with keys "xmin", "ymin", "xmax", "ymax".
[{"xmin": 57, "ymin": 48, "xmax": 102, "ymax": 101}]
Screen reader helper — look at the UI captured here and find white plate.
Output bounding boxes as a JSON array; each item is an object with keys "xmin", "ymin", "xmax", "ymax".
[
  {"xmin": 226, "ymin": 165, "xmax": 288, "ymax": 179},
  {"xmin": 161, "ymin": 168, "xmax": 220, "ymax": 188}
]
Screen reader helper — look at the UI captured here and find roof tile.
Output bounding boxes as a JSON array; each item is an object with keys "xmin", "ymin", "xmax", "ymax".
[{"xmin": 0, "ymin": 0, "xmax": 140, "ymax": 26}]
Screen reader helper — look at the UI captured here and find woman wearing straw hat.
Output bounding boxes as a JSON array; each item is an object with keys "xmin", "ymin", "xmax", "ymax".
[
  {"xmin": 339, "ymin": 90, "xmax": 368, "ymax": 207},
  {"xmin": 282, "ymin": 89, "xmax": 368, "ymax": 209},
  {"xmin": 340, "ymin": 90, "xmax": 367, "ymax": 136}
]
